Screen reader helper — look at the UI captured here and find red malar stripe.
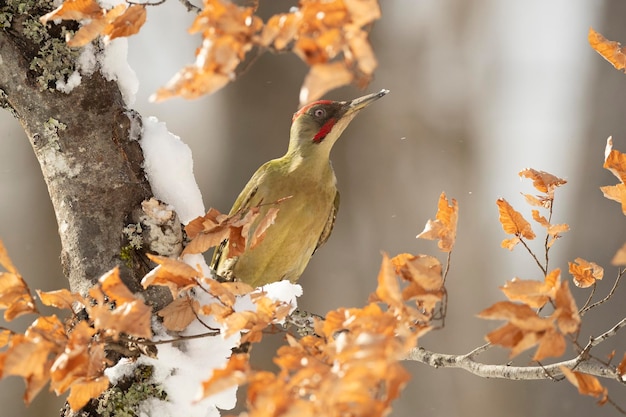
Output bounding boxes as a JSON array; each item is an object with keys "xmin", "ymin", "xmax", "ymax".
[{"xmin": 313, "ymin": 118, "xmax": 336, "ymax": 143}]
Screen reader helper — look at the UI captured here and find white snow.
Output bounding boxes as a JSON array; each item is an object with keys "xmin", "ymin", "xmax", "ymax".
[
  {"xmin": 140, "ymin": 116, "xmax": 205, "ymax": 224},
  {"xmin": 99, "ymin": 38, "xmax": 138, "ymax": 105},
  {"xmin": 105, "ymin": 281, "xmax": 303, "ymax": 417},
  {"xmin": 55, "ymin": 71, "xmax": 81, "ymax": 94}
]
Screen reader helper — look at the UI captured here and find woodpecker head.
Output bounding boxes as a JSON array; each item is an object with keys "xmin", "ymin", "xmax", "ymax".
[{"xmin": 287, "ymin": 89, "xmax": 389, "ymax": 157}]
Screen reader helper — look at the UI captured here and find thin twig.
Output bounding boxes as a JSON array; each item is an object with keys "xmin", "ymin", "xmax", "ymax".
[
  {"xmin": 518, "ymin": 236, "xmax": 547, "ymax": 275},
  {"xmin": 579, "ymin": 282, "xmax": 597, "ymax": 315},
  {"xmin": 442, "ymin": 251, "xmax": 452, "ymax": 285},
  {"xmin": 581, "ymin": 268, "xmax": 625, "ymax": 315}
]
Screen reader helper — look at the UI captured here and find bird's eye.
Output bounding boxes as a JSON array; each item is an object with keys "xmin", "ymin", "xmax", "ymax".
[{"xmin": 313, "ymin": 108, "xmax": 326, "ymax": 118}]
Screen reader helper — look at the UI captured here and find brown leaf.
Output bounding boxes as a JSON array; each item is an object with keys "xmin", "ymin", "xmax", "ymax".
[
  {"xmin": 533, "ymin": 328, "xmax": 565, "ymax": 361},
  {"xmin": 199, "ymin": 353, "xmax": 250, "ymax": 399},
  {"xmin": 589, "ymin": 27, "xmax": 626, "ymax": 72},
  {"xmin": 37, "ymin": 289, "xmax": 85, "ymax": 311},
  {"xmin": 519, "ymin": 168, "xmax": 567, "ymax": 194},
  {"xmin": 67, "ymin": 376, "xmax": 110, "ymax": 411},
  {"xmin": 600, "ymin": 184, "xmax": 626, "ymax": 214},
  {"xmin": 496, "ymin": 198, "xmax": 535, "ymax": 240},
  {"xmin": 0, "ymin": 271, "xmax": 38, "ymax": 321},
  {"xmin": 142, "ymin": 254, "xmax": 200, "ymax": 298},
  {"xmin": 604, "ymin": 137, "xmax": 626, "ymax": 183},
  {"xmin": 88, "ymin": 269, "xmax": 152, "ymax": 339},
  {"xmin": 416, "ymin": 192, "xmax": 458, "ymax": 252},
  {"xmin": 0, "ymin": 239, "xmax": 18, "ymax": 273},
  {"xmin": 553, "ymin": 281, "xmax": 580, "ymax": 335},
  {"xmin": 103, "ymin": 5, "xmax": 146, "ymax": 41},
  {"xmin": 300, "ymin": 62, "xmax": 354, "ymax": 106},
  {"xmin": 158, "ymin": 296, "xmax": 199, "ymax": 332},
  {"xmin": 40, "ymin": 0, "xmax": 103, "ymax": 23},
  {"xmin": 500, "ymin": 269, "xmax": 560, "ymax": 309},
  {"xmin": 560, "ymin": 366, "xmax": 608, "ymax": 403},
  {"xmin": 568, "ymin": 258, "xmax": 604, "ymax": 288}
]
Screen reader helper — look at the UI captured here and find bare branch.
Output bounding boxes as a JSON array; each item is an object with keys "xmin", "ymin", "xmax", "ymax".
[{"xmin": 406, "ymin": 347, "xmax": 619, "ymax": 381}]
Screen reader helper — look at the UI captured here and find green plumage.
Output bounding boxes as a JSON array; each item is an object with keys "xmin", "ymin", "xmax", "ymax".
[{"xmin": 211, "ymin": 90, "xmax": 388, "ymax": 287}]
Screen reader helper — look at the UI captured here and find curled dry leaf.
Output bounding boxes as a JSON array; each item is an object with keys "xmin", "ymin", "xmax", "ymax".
[
  {"xmin": 530, "ymin": 210, "xmax": 569, "ymax": 248},
  {"xmin": 601, "ymin": 137, "xmax": 626, "ymax": 214},
  {"xmin": 496, "ymin": 198, "xmax": 535, "ymax": 249},
  {"xmin": 568, "ymin": 257, "xmax": 604, "ymax": 288},
  {"xmin": 142, "ymin": 254, "xmax": 201, "ymax": 298},
  {"xmin": 300, "ymin": 62, "xmax": 354, "ymax": 106},
  {"xmin": 519, "ymin": 168, "xmax": 567, "ymax": 194},
  {"xmin": 200, "ymin": 353, "xmax": 250, "ymax": 399},
  {"xmin": 41, "ymin": 1, "xmax": 146, "ymax": 48},
  {"xmin": 500, "ymin": 269, "xmax": 560, "ymax": 309},
  {"xmin": 0, "ymin": 240, "xmax": 38, "ymax": 320},
  {"xmin": 560, "ymin": 366, "xmax": 608, "ymax": 404},
  {"xmin": 37, "ymin": 289, "xmax": 85, "ymax": 311},
  {"xmin": 158, "ymin": 296, "xmax": 199, "ymax": 332},
  {"xmin": 588, "ymin": 27, "xmax": 626, "ymax": 72},
  {"xmin": 87, "ymin": 268, "xmax": 152, "ymax": 339},
  {"xmin": 416, "ymin": 192, "xmax": 459, "ymax": 252}
]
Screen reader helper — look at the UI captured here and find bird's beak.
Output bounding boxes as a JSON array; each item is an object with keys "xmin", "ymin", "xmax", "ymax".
[{"xmin": 345, "ymin": 89, "xmax": 390, "ymax": 115}]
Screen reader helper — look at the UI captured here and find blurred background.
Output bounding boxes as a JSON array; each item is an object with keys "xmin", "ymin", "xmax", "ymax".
[{"xmin": 2, "ymin": 0, "xmax": 626, "ymax": 416}]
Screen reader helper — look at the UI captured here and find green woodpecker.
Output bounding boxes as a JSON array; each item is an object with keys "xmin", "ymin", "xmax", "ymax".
[{"xmin": 212, "ymin": 89, "xmax": 389, "ymax": 287}]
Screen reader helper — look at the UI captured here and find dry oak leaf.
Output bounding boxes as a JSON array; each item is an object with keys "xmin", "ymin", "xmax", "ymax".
[
  {"xmin": 519, "ymin": 168, "xmax": 567, "ymax": 195},
  {"xmin": 500, "ymin": 268, "xmax": 560, "ymax": 309},
  {"xmin": 199, "ymin": 353, "xmax": 250, "ymax": 399},
  {"xmin": 568, "ymin": 257, "xmax": 604, "ymax": 288},
  {"xmin": 158, "ymin": 296, "xmax": 200, "ymax": 332},
  {"xmin": 0, "ymin": 240, "xmax": 38, "ymax": 321},
  {"xmin": 530, "ymin": 209, "xmax": 569, "ymax": 248},
  {"xmin": 66, "ymin": 376, "xmax": 110, "ymax": 411},
  {"xmin": 417, "ymin": 192, "xmax": 459, "ymax": 252},
  {"xmin": 560, "ymin": 366, "xmax": 608, "ymax": 404},
  {"xmin": 0, "ymin": 315, "xmax": 67, "ymax": 403},
  {"xmin": 604, "ymin": 136, "xmax": 626, "ymax": 183},
  {"xmin": 142, "ymin": 254, "xmax": 201, "ymax": 298},
  {"xmin": 299, "ymin": 62, "xmax": 354, "ymax": 112},
  {"xmin": 601, "ymin": 137, "xmax": 626, "ymax": 214},
  {"xmin": 589, "ymin": 27, "xmax": 626, "ymax": 72},
  {"xmin": 87, "ymin": 268, "xmax": 152, "ymax": 339},
  {"xmin": 37, "ymin": 288, "xmax": 85, "ymax": 311},
  {"xmin": 478, "ymin": 301, "xmax": 564, "ymax": 359},
  {"xmin": 496, "ymin": 198, "xmax": 535, "ymax": 250},
  {"xmin": 41, "ymin": 0, "xmax": 147, "ymax": 47},
  {"xmin": 553, "ymin": 281, "xmax": 580, "ymax": 335}
]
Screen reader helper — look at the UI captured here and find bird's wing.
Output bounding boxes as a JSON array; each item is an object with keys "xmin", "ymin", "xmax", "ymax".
[
  {"xmin": 210, "ymin": 168, "xmax": 265, "ymax": 270},
  {"xmin": 313, "ymin": 190, "xmax": 340, "ymax": 255}
]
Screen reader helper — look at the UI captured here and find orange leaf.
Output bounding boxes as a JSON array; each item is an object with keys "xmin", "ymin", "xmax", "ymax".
[
  {"xmin": 568, "ymin": 258, "xmax": 604, "ymax": 288},
  {"xmin": 300, "ymin": 62, "xmax": 354, "ymax": 106},
  {"xmin": 604, "ymin": 137, "xmax": 626, "ymax": 183},
  {"xmin": 519, "ymin": 168, "xmax": 566, "ymax": 194},
  {"xmin": 533, "ymin": 328, "xmax": 565, "ymax": 361},
  {"xmin": 589, "ymin": 27, "xmax": 626, "ymax": 72},
  {"xmin": 500, "ymin": 269, "xmax": 560, "ymax": 309},
  {"xmin": 158, "ymin": 296, "xmax": 199, "ymax": 332},
  {"xmin": 67, "ymin": 376, "xmax": 110, "ymax": 411},
  {"xmin": 103, "ymin": 5, "xmax": 147, "ymax": 41},
  {"xmin": 416, "ymin": 192, "xmax": 458, "ymax": 252},
  {"xmin": 496, "ymin": 198, "xmax": 535, "ymax": 240},
  {"xmin": 0, "ymin": 271, "xmax": 38, "ymax": 321},
  {"xmin": 142, "ymin": 255, "xmax": 200, "ymax": 298},
  {"xmin": 37, "ymin": 289, "xmax": 85, "ymax": 310},
  {"xmin": 553, "ymin": 281, "xmax": 580, "ymax": 335},
  {"xmin": 600, "ymin": 184, "xmax": 626, "ymax": 214},
  {"xmin": 560, "ymin": 366, "xmax": 608, "ymax": 403},
  {"xmin": 200, "ymin": 353, "xmax": 250, "ymax": 399},
  {"xmin": 40, "ymin": 0, "xmax": 103, "ymax": 23},
  {"xmin": 0, "ymin": 239, "xmax": 18, "ymax": 273},
  {"xmin": 374, "ymin": 253, "xmax": 402, "ymax": 308}
]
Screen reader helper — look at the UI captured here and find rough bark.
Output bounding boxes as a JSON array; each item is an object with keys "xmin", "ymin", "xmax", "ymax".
[{"xmin": 0, "ymin": 6, "xmax": 160, "ymax": 304}]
